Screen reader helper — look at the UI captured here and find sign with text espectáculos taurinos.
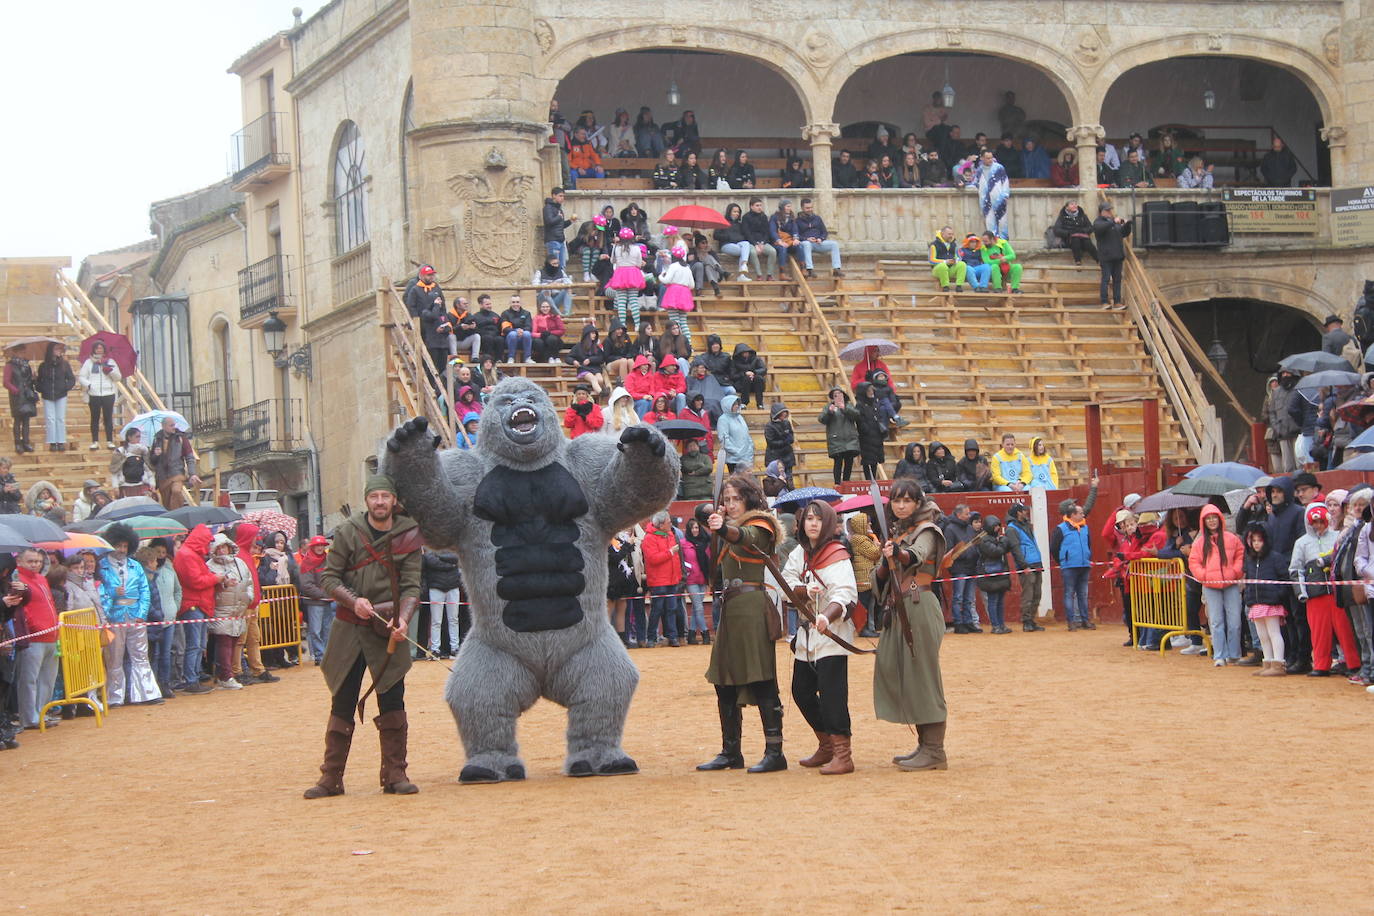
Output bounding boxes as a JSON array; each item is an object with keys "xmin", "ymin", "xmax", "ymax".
[
  {"xmin": 1222, "ymin": 187, "xmax": 1318, "ymax": 233},
  {"xmin": 1331, "ymin": 186, "xmax": 1374, "ymax": 247}
]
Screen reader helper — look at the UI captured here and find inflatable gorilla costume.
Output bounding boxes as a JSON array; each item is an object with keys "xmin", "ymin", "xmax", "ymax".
[{"xmin": 384, "ymin": 378, "xmax": 679, "ymax": 782}]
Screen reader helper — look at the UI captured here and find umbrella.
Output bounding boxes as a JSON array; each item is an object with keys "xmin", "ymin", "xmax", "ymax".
[
  {"xmin": 835, "ymin": 493, "xmax": 884, "ymax": 512},
  {"xmin": 653, "ymin": 419, "xmax": 711, "ymax": 441},
  {"xmin": 1131, "ymin": 489, "xmax": 1209, "ymax": 513},
  {"xmin": 771, "ymin": 487, "xmax": 843, "ymax": 510},
  {"xmin": 120, "ymin": 409, "xmax": 189, "ymax": 443},
  {"xmin": 161, "ymin": 505, "xmax": 242, "ymax": 527},
  {"xmin": 0, "ymin": 522, "xmax": 33, "ymax": 553},
  {"xmin": 0, "ymin": 515, "xmax": 66, "ymax": 542},
  {"xmin": 4, "ymin": 336, "xmax": 64, "ymax": 361},
  {"xmin": 103, "ymin": 515, "xmax": 187, "ymax": 539},
  {"xmin": 1278, "ymin": 351, "xmax": 1352, "ymax": 374},
  {"xmin": 64, "ymin": 518, "xmax": 111, "ymax": 534},
  {"xmin": 95, "ymin": 495, "xmax": 162, "ymax": 520},
  {"xmin": 242, "ymin": 509, "xmax": 296, "ymax": 540},
  {"xmin": 1172, "ymin": 475, "xmax": 1251, "ymax": 497},
  {"xmin": 77, "ymin": 331, "xmax": 138, "ymax": 378},
  {"xmin": 838, "ymin": 337, "xmax": 900, "ymax": 362},
  {"xmin": 1339, "ymin": 451, "xmax": 1374, "ymax": 471},
  {"xmin": 1182, "ymin": 462, "xmax": 1266, "ymax": 485},
  {"xmin": 656, "ymin": 205, "xmax": 729, "ymax": 230},
  {"xmin": 35, "ymin": 532, "xmax": 113, "ymax": 555},
  {"xmin": 1295, "ymin": 370, "xmax": 1362, "ymax": 393},
  {"xmin": 1336, "ymin": 395, "xmax": 1374, "ymax": 428},
  {"xmin": 1346, "ymin": 425, "xmax": 1374, "ymax": 452}
]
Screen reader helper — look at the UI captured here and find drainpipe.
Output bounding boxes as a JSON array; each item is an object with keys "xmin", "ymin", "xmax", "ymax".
[{"xmin": 227, "ymin": 206, "xmax": 249, "ymax": 266}]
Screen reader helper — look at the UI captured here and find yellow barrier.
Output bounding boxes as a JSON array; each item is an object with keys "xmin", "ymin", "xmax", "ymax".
[
  {"xmin": 259, "ymin": 585, "xmax": 303, "ymax": 652},
  {"xmin": 40, "ymin": 607, "xmax": 107, "ymax": 729},
  {"xmin": 1128, "ymin": 558, "xmax": 1211, "ymax": 656}
]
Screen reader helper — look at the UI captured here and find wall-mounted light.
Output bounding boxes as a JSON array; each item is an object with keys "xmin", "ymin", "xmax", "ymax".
[
  {"xmin": 262, "ymin": 310, "xmax": 312, "ymax": 378},
  {"xmin": 941, "ymin": 63, "xmax": 956, "ymax": 109}
]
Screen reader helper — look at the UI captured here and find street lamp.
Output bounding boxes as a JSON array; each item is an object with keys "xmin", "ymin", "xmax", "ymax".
[
  {"xmin": 262, "ymin": 310, "xmax": 312, "ymax": 378},
  {"xmin": 1206, "ymin": 306, "xmax": 1228, "ymax": 375},
  {"xmin": 1203, "ymin": 88, "xmax": 1216, "ymax": 111},
  {"xmin": 941, "ymin": 63, "xmax": 956, "ymax": 109}
]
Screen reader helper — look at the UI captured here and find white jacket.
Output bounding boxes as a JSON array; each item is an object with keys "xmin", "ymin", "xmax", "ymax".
[
  {"xmin": 659, "ymin": 262, "xmax": 694, "ymax": 289},
  {"xmin": 783, "ymin": 544, "xmax": 859, "ymax": 662},
  {"xmin": 78, "ymin": 357, "xmax": 121, "ymax": 399}
]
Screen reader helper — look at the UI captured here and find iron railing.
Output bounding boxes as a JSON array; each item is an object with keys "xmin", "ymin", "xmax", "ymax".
[
  {"xmin": 231, "ymin": 398, "xmax": 302, "ymax": 458},
  {"xmin": 238, "ymin": 254, "xmax": 291, "ymax": 322},
  {"xmin": 191, "ymin": 380, "xmax": 232, "ymax": 435},
  {"xmin": 229, "ymin": 111, "xmax": 290, "ymax": 184}
]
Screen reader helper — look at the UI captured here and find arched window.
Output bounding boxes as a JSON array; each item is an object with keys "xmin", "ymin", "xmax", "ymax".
[{"xmin": 333, "ymin": 121, "xmax": 369, "ymax": 254}]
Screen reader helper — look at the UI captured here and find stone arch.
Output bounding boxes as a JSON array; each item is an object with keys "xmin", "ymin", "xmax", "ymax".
[
  {"xmin": 1088, "ymin": 34, "xmax": 1341, "ymax": 127},
  {"xmin": 825, "ymin": 29, "xmax": 1090, "ymax": 128},
  {"xmin": 1158, "ymin": 278, "xmax": 1337, "ymax": 327},
  {"xmin": 541, "ymin": 26, "xmax": 821, "ymax": 127}
]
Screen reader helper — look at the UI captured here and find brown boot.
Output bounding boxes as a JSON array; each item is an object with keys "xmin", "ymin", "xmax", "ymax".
[
  {"xmin": 1258, "ymin": 660, "xmax": 1287, "ymax": 677},
  {"xmin": 896, "ymin": 721, "xmax": 947, "ymax": 771},
  {"xmin": 375, "ymin": 709, "xmax": 419, "ymax": 794},
  {"xmin": 820, "ymin": 735, "xmax": 853, "ymax": 775},
  {"xmin": 798, "ymin": 730, "xmax": 833, "ymax": 768},
  {"xmin": 303, "ymin": 714, "xmax": 354, "ymax": 798}
]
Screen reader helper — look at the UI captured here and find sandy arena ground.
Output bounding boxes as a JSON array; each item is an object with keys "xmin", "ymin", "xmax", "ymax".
[{"xmin": 5, "ymin": 626, "xmax": 1374, "ymax": 914}]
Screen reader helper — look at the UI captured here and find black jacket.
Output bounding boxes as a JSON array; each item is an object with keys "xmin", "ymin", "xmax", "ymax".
[
  {"xmin": 833, "ymin": 160, "xmax": 861, "ymax": 189},
  {"xmin": 942, "ymin": 516, "xmax": 979, "ymax": 573},
  {"xmin": 697, "ymin": 336, "xmax": 732, "ymax": 385},
  {"xmin": 954, "ymin": 438, "xmax": 983, "ymax": 491},
  {"xmin": 1093, "ymin": 215, "xmax": 1133, "ymax": 261},
  {"xmin": 472, "ymin": 307, "xmax": 502, "ymax": 341},
  {"xmin": 728, "ymin": 164, "xmax": 756, "ymax": 189},
  {"xmin": 542, "ymin": 198, "xmax": 572, "ymax": 243},
  {"xmin": 763, "ymin": 404, "xmax": 795, "ymax": 467},
  {"xmin": 675, "ymin": 165, "xmax": 707, "ymax": 190},
  {"xmin": 853, "ymin": 384, "xmax": 887, "ymax": 464},
  {"xmin": 1260, "ymin": 148, "xmax": 1297, "ymax": 187},
  {"xmin": 740, "ymin": 210, "xmax": 771, "ymax": 245},
  {"xmin": 925, "ymin": 441, "xmax": 961, "ymax": 492},
  {"xmin": 500, "ymin": 307, "xmax": 532, "ymax": 333},
  {"xmin": 405, "ymin": 278, "xmax": 444, "ymax": 318},
  {"xmin": 727, "ymin": 343, "xmax": 767, "ymax": 391},
  {"xmin": 420, "ymin": 301, "xmax": 454, "ymax": 348},
  {"xmin": 994, "ymin": 144, "xmax": 1024, "ymax": 178},
  {"xmin": 1263, "ymin": 477, "xmax": 1305, "ymax": 558},
  {"xmin": 1054, "ymin": 206, "xmax": 1093, "ymax": 241},
  {"xmin": 1286, "ymin": 388, "xmax": 1318, "ymax": 436},
  {"xmin": 1243, "ymin": 543, "xmax": 1290, "ymax": 607},
  {"xmin": 36, "ymin": 359, "xmax": 75, "ymax": 402},
  {"xmin": 422, "ymin": 550, "xmax": 463, "ymax": 592},
  {"xmin": 894, "ymin": 444, "xmax": 932, "ymax": 491},
  {"xmin": 713, "ymin": 220, "xmax": 747, "ymax": 247}
]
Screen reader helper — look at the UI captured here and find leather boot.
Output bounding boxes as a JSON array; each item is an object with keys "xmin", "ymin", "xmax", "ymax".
[
  {"xmin": 696, "ymin": 695, "xmax": 744, "ymax": 770},
  {"xmin": 747, "ymin": 697, "xmax": 787, "ymax": 773},
  {"xmin": 303, "ymin": 715, "xmax": 354, "ymax": 798},
  {"xmin": 375, "ymin": 709, "xmax": 420, "ymax": 794},
  {"xmin": 701, "ymin": 629, "xmax": 711, "ymax": 646},
  {"xmin": 897, "ymin": 721, "xmax": 947, "ymax": 771},
  {"xmin": 1258, "ymin": 660, "xmax": 1287, "ymax": 677},
  {"xmin": 798, "ymin": 730, "xmax": 833, "ymax": 768},
  {"xmin": 820, "ymin": 735, "xmax": 854, "ymax": 775}
]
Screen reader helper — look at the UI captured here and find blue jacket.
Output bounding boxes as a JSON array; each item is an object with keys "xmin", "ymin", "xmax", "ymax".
[
  {"xmin": 794, "ymin": 212, "xmax": 828, "ymax": 241},
  {"xmin": 1007, "ymin": 519, "xmax": 1041, "ymax": 566},
  {"xmin": 716, "ymin": 394, "xmax": 754, "ymax": 465},
  {"xmin": 97, "ymin": 554, "xmax": 152, "ymax": 623},
  {"xmin": 1051, "ymin": 520, "xmax": 1091, "ymax": 568}
]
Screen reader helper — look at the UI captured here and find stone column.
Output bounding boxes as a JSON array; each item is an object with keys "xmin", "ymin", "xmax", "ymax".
[
  {"xmin": 1068, "ymin": 124, "xmax": 1105, "ymax": 207},
  {"xmin": 408, "ymin": 0, "xmax": 549, "ymax": 288},
  {"xmin": 803, "ymin": 122, "xmax": 840, "ymax": 219},
  {"xmin": 1320, "ymin": 125, "xmax": 1348, "ymax": 185}
]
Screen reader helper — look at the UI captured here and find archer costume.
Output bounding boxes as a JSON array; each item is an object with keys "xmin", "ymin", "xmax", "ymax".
[
  {"xmin": 783, "ymin": 537, "xmax": 858, "ymax": 775},
  {"xmin": 699, "ymin": 509, "xmax": 786, "ymax": 773},
  {"xmin": 873, "ymin": 501, "xmax": 949, "ymax": 770},
  {"xmin": 307, "ymin": 476, "xmax": 423, "ymax": 798}
]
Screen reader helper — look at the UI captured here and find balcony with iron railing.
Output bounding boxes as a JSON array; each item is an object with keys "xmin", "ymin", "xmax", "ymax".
[
  {"xmin": 238, "ymin": 254, "xmax": 293, "ymax": 327},
  {"xmin": 191, "ymin": 380, "xmax": 234, "ymax": 442},
  {"xmin": 229, "ymin": 111, "xmax": 292, "ymax": 191},
  {"xmin": 232, "ymin": 398, "xmax": 304, "ymax": 463}
]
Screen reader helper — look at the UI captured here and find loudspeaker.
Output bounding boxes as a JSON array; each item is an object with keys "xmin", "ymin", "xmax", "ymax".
[
  {"xmin": 1172, "ymin": 200, "xmax": 1201, "ymax": 245},
  {"xmin": 1141, "ymin": 201, "xmax": 1172, "ymax": 246},
  {"xmin": 1200, "ymin": 202, "xmax": 1229, "ymax": 245}
]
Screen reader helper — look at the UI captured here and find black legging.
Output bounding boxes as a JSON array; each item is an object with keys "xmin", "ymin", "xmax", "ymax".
[
  {"xmin": 534, "ymin": 333, "xmax": 564, "ymax": 362},
  {"xmin": 1066, "ymin": 235, "xmax": 1098, "ymax": 264},
  {"xmin": 713, "ymin": 678, "xmax": 780, "ymax": 708},
  {"xmin": 1100, "ymin": 258, "xmax": 1124, "ymax": 305},
  {"xmin": 734, "ymin": 375, "xmax": 766, "ymax": 408},
  {"xmin": 330, "ymin": 650, "xmax": 406, "ymax": 721},
  {"xmin": 861, "ymin": 460, "xmax": 881, "ymax": 480},
  {"xmin": 8, "ymin": 397, "xmax": 29, "ymax": 448},
  {"xmin": 88, "ymin": 394, "xmax": 115, "ymax": 442},
  {"xmin": 832, "ymin": 455, "xmax": 854, "ymax": 484},
  {"xmin": 791, "ymin": 656, "xmax": 850, "ymax": 736},
  {"xmin": 425, "ymin": 346, "xmax": 449, "ymax": 393}
]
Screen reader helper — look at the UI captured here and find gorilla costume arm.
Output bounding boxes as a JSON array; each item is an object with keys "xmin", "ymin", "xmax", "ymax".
[
  {"xmin": 569, "ymin": 426, "xmax": 680, "ymax": 536},
  {"xmin": 382, "ymin": 416, "xmax": 481, "ymax": 550}
]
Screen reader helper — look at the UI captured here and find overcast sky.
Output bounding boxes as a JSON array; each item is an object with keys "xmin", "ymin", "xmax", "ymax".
[{"xmin": 0, "ymin": 1, "xmax": 324, "ymax": 269}]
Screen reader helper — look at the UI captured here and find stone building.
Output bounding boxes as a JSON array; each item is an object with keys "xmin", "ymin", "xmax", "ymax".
[{"xmin": 83, "ymin": 0, "xmax": 1374, "ymax": 525}]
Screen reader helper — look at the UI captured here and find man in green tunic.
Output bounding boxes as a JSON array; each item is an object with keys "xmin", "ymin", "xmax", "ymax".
[{"xmin": 303, "ymin": 475, "xmax": 424, "ymax": 798}]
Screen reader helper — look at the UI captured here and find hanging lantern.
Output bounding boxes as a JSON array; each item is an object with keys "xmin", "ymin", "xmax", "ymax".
[{"xmin": 1203, "ymin": 89, "xmax": 1216, "ymax": 110}]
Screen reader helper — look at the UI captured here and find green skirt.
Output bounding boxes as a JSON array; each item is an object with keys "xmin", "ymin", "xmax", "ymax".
[
  {"xmin": 321, "ymin": 618, "xmax": 412, "ymax": 698},
  {"xmin": 705, "ymin": 589, "xmax": 776, "ymax": 705},
  {"xmin": 872, "ymin": 589, "xmax": 947, "ymax": 725}
]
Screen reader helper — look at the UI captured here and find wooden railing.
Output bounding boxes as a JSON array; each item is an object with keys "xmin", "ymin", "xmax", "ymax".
[
  {"xmin": 786, "ymin": 261, "xmax": 846, "ymax": 392},
  {"xmin": 54, "ymin": 270, "xmax": 165, "ymax": 415},
  {"xmin": 378, "ymin": 279, "xmax": 457, "ymax": 450}
]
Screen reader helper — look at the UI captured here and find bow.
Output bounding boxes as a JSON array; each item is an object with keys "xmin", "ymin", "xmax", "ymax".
[{"xmin": 870, "ymin": 480, "xmax": 916, "ymax": 657}]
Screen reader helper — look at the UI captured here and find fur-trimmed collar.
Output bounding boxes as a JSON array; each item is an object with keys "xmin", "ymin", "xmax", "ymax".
[{"xmin": 735, "ymin": 508, "xmax": 780, "ymax": 538}]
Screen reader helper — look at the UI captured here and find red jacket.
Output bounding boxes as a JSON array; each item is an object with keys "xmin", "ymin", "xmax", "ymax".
[
  {"xmin": 563, "ymin": 402, "xmax": 605, "ymax": 438},
  {"xmin": 850, "ymin": 355, "xmax": 889, "ymax": 391},
  {"xmin": 644, "ymin": 409, "xmax": 678, "ymax": 424},
  {"xmin": 174, "ymin": 524, "xmax": 220, "ymax": 617},
  {"xmin": 533, "ymin": 312, "xmax": 565, "ymax": 337},
  {"xmin": 14, "ymin": 566, "xmax": 58, "ymax": 643},
  {"xmin": 1106, "ymin": 525, "xmax": 1165, "ymax": 580},
  {"xmin": 624, "ymin": 355, "xmax": 657, "ymax": 400},
  {"xmin": 655, "ymin": 354, "xmax": 687, "ymax": 399},
  {"xmin": 640, "ymin": 524, "xmax": 683, "ymax": 587},
  {"xmin": 233, "ymin": 522, "xmax": 262, "ymax": 605}
]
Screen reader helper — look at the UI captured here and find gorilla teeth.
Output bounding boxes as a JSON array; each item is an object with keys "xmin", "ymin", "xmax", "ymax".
[{"xmin": 510, "ymin": 407, "xmax": 538, "ymax": 432}]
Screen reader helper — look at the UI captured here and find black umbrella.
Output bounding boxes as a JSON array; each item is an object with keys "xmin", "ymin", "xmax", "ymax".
[
  {"xmin": 1131, "ymin": 489, "xmax": 1209, "ymax": 513},
  {"xmin": 2, "ymin": 515, "xmax": 66, "ymax": 542},
  {"xmin": 1278, "ymin": 351, "xmax": 1352, "ymax": 374},
  {"xmin": 0, "ymin": 522, "xmax": 33, "ymax": 553},
  {"xmin": 64, "ymin": 519, "xmax": 110, "ymax": 534},
  {"xmin": 96, "ymin": 496, "xmax": 162, "ymax": 521},
  {"xmin": 653, "ymin": 419, "xmax": 710, "ymax": 441},
  {"xmin": 1172, "ymin": 475, "xmax": 1251, "ymax": 497},
  {"xmin": 162, "ymin": 505, "xmax": 242, "ymax": 527}
]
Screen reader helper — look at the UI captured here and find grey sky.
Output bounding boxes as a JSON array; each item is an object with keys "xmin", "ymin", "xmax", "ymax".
[{"xmin": 0, "ymin": 1, "xmax": 323, "ymax": 268}]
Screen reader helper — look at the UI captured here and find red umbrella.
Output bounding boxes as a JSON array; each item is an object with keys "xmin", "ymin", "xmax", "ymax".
[
  {"xmin": 835, "ymin": 493, "xmax": 884, "ymax": 512},
  {"xmin": 78, "ymin": 331, "xmax": 138, "ymax": 377},
  {"xmin": 657, "ymin": 205, "xmax": 729, "ymax": 230}
]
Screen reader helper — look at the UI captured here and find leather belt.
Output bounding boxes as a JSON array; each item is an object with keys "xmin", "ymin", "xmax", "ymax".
[{"xmin": 722, "ymin": 584, "xmax": 766, "ymax": 605}]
